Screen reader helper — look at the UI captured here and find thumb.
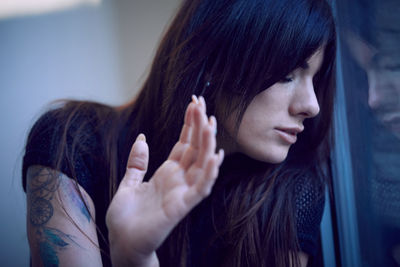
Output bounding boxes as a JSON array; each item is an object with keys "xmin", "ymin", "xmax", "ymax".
[{"xmin": 122, "ymin": 133, "xmax": 149, "ymax": 186}]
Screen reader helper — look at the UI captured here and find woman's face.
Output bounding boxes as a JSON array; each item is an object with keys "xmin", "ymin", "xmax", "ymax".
[
  {"xmin": 223, "ymin": 48, "xmax": 324, "ymax": 163},
  {"xmin": 347, "ymin": 35, "xmax": 400, "ymax": 138}
]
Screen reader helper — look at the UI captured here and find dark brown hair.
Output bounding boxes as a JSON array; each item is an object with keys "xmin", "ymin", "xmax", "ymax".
[{"xmin": 29, "ymin": 0, "xmax": 336, "ymax": 266}]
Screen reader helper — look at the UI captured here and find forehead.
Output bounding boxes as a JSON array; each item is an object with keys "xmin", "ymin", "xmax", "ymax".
[
  {"xmin": 346, "ymin": 35, "xmax": 375, "ymax": 68},
  {"xmin": 299, "ymin": 47, "xmax": 325, "ymax": 73},
  {"xmin": 309, "ymin": 48, "xmax": 325, "ymax": 66},
  {"xmin": 347, "ymin": 34, "xmax": 400, "ymax": 69}
]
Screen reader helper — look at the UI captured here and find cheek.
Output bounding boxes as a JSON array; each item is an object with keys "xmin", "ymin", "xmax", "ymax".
[
  {"xmin": 237, "ymin": 116, "xmax": 260, "ymax": 137},
  {"xmin": 235, "ymin": 96, "xmax": 282, "ymax": 142}
]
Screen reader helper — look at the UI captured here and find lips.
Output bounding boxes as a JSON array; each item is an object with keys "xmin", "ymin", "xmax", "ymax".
[
  {"xmin": 382, "ymin": 114, "xmax": 400, "ymax": 124},
  {"xmin": 385, "ymin": 119, "xmax": 400, "ymax": 133},
  {"xmin": 381, "ymin": 115, "xmax": 400, "ymax": 133},
  {"xmin": 274, "ymin": 126, "xmax": 303, "ymax": 144}
]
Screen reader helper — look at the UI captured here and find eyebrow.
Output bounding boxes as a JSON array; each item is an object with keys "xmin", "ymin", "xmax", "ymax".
[
  {"xmin": 370, "ymin": 52, "xmax": 395, "ymax": 67},
  {"xmin": 371, "ymin": 53, "xmax": 400, "ymax": 70}
]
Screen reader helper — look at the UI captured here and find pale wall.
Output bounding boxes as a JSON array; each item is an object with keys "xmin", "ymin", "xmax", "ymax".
[{"xmin": 0, "ymin": 0, "xmax": 180, "ymax": 265}]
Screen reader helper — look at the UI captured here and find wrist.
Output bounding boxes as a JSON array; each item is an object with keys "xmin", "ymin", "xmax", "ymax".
[
  {"xmin": 109, "ymin": 234, "xmax": 159, "ymax": 267},
  {"xmin": 111, "ymin": 250, "xmax": 159, "ymax": 267}
]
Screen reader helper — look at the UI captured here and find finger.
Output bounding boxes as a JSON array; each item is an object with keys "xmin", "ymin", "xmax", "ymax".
[
  {"xmin": 122, "ymin": 134, "xmax": 149, "ymax": 186},
  {"xmin": 168, "ymin": 101, "xmax": 195, "ymax": 162},
  {"xmin": 168, "ymin": 142, "xmax": 188, "ymax": 163},
  {"xmin": 217, "ymin": 148, "xmax": 225, "ymax": 166},
  {"xmin": 197, "ymin": 155, "xmax": 219, "ymax": 196},
  {"xmin": 184, "ymin": 155, "xmax": 219, "ymax": 207},
  {"xmin": 199, "ymin": 96, "xmax": 206, "ymax": 112},
  {"xmin": 195, "ymin": 117, "xmax": 215, "ymax": 168},
  {"xmin": 179, "ymin": 105, "xmax": 205, "ymax": 169},
  {"xmin": 192, "ymin": 94, "xmax": 199, "ymax": 104},
  {"xmin": 178, "ymin": 101, "xmax": 195, "ymax": 144},
  {"xmin": 190, "ymin": 102, "xmax": 208, "ymax": 149},
  {"xmin": 179, "ymin": 145, "xmax": 197, "ymax": 171}
]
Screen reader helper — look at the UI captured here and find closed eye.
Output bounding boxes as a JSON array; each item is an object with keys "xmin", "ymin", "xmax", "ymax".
[
  {"xmin": 383, "ymin": 63, "xmax": 400, "ymax": 71},
  {"xmin": 279, "ymin": 76, "xmax": 294, "ymax": 83}
]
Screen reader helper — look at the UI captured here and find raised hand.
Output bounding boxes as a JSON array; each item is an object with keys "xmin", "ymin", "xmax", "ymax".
[{"xmin": 106, "ymin": 96, "xmax": 224, "ymax": 267}]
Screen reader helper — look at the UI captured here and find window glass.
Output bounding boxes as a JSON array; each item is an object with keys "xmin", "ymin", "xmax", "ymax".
[{"xmin": 334, "ymin": 0, "xmax": 400, "ymax": 265}]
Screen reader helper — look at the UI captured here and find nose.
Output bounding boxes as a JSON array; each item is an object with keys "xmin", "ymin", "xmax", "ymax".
[
  {"xmin": 367, "ymin": 71, "xmax": 395, "ymax": 110},
  {"xmin": 368, "ymin": 85, "xmax": 381, "ymax": 110},
  {"xmin": 368, "ymin": 71, "xmax": 382, "ymax": 109},
  {"xmin": 289, "ymin": 79, "xmax": 320, "ymax": 118}
]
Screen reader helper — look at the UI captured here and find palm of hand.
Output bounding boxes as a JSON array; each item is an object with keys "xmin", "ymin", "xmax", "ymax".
[{"xmin": 106, "ymin": 97, "xmax": 223, "ymax": 261}]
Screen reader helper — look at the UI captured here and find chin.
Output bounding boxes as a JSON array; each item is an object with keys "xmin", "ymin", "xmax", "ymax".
[{"xmin": 244, "ymin": 147, "xmax": 289, "ymax": 164}]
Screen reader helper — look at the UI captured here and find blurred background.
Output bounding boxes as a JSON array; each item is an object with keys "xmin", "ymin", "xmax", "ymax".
[
  {"xmin": 0, "ymin": 0, "xmax": 180, "ymax": 265},
  {"xmin": 1, "ymin": 0, "xmax": 399, "ymax": 266}
]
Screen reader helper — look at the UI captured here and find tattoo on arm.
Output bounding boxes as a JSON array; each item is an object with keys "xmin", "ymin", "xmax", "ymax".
[
  {"xmin": 27, "ymin": 166, "xmax": 89, "ymax": 267},
  {"xmin": 28, "ymin": 167, "xmax": 59, "ymax": 226},
  {"xmin": 59, "ymin": 178, "xmax": 91, "ymax": 223}
]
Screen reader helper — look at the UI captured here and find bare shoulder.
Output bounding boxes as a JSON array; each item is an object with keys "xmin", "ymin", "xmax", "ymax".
[{"xmin": 26, "ymin": 165, "xmax": 102, "ymax": 267}]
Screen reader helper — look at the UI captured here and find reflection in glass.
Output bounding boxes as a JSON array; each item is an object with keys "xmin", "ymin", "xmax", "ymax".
[{"xmin": 336, "ymin": 0, "xmax": 400, "ymax": 265}]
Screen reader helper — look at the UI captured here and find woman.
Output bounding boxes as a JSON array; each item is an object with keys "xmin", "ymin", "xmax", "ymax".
[{"xmin": 22, "ymin": 0, "xmax": 336, "ymax": 266}]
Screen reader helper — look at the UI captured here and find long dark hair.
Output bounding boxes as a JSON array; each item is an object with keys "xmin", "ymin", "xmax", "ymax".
[
  {"xmin": 27, "ymin": 0, "xmax": 336, "ymax": 266},
  {"xmin": 121, "ymin": 0, "xmax": 336, "ymax": 266}
]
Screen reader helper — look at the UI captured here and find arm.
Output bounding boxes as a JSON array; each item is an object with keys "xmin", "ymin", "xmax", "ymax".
[{"xmin": 26, "ymin": 165, "xmax": 102, "ymax": 267}]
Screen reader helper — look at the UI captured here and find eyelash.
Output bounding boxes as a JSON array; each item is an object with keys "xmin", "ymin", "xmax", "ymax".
[
  {"xmin": 384, "ymin": 64, "xmax": 400, "ymax": 71},
  {"xmin": 280, "ymin": 76, "xmax": 293, "ymax": 83}
]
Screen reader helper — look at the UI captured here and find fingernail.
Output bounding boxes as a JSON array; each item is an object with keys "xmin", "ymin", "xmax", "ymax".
[
  {"xmin": 209, "ymin": 116, "xmax": 217, "ymax": 135},
  {"xmin": 192, "ymin": 95, "xmax": 198, "ymax": 104},
  {"xmin": 218, "ymin": 149, "xmax": 225, "ymax": 164},
  {"xmin": 136, "ymin": 133, "xmax": 146, "ymax": 142}
]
